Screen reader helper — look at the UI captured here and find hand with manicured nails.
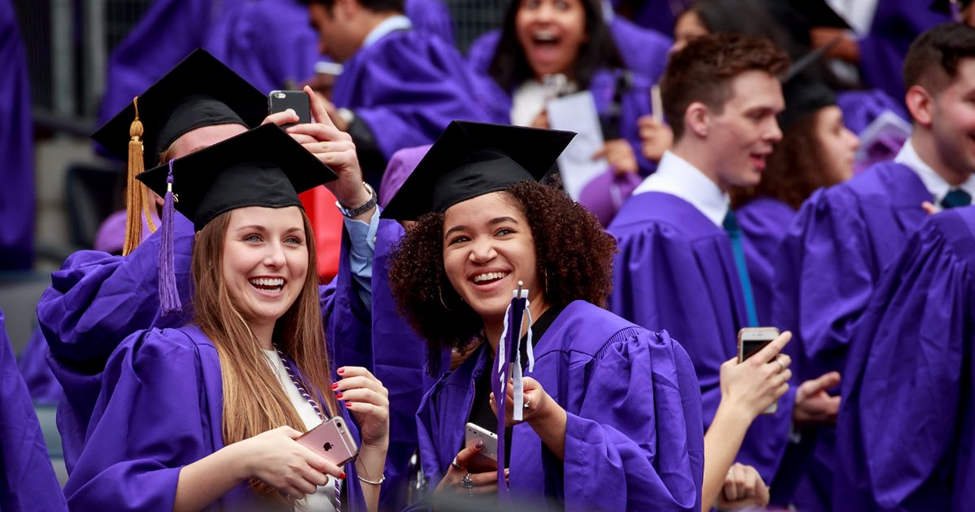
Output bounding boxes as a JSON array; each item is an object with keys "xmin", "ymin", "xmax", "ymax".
[
  {"xmin": 435, "ymin": 441, "xmax": 507, "ymax": 497},
  {"xmin": 719, "ymin": 331, "xmax": 793, "ymax": 421},
  {"xmin": 714, "ymin": 463, "xmax": 769, "ymax": 511},
  {"xmin": 488, "ymin": 376, "xmax": 553, "ymax": 427},
  {"xmin": 333, "ymin": 366, "xmax": 389, "ymax": 449},
  {"xmin": 238, "ymin": 425, "xmax": 344, "ymax": 499},
  {"xmin": 282, "ymin": 86, "xmax": 373, "ymax": 218}
]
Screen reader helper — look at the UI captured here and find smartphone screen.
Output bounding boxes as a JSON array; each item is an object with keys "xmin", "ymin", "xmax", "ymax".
[
  {"xmin": 737, "ymin": 327, "xmax": 782, "ymax": 414},
  {"xmin": 741, "ymin": 338, "xmax": 772, "ymax": 360}
]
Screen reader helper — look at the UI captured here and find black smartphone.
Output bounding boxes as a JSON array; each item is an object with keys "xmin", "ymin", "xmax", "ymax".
[{"xmin": 268, "ymin": 90, "xmax": 311, "ymax": 128}]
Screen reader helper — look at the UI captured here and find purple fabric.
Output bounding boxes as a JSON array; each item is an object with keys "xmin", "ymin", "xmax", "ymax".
[
  {"xmin": 465, "ymin": 17, "xmax": 671, "ymax": 84},
  {"xmin": 577, "ymin": 170, "xmax": 642, "ymax": 228},
  {"xmin": 772, "ymin": 162, "xmax": 933, "ymax": 511},
  {"xmin": 332, "ymin": 29, "xmax": 504, "ymax": 168},
  {"xmin": 17, "ymin": 329, "xmax": 62, "ymax": 405},
  {"xmin": 856, "ymin": 1, "xmax": 951, "ymax": 105},
  {"xmin": 614, "ymin": 0, "xmax": 689, "ymax": 36},
  {"xmin": 379, "ymin": 145, "xmax": 432, "ymax": 208},
  {"xmin": 415, "ymin": 301, "xmax": 704, "ymax": 511},
  {"xmin": 93, "ymin": 208, "xmax": 162, "ymax": 255},
  {"xmin": 834, "ymin": 206, "xmax": 975, "ymax": 511},
  {"xmin": 207, "ymin": 0, "xmax": 454, "ymax": 96},
  {"xmin": 0, "ymin": 0, "xmax": 34, "ymax": 269},
  {"xmin": 736, "ymin": 197, "xmax": 796, "ymax": 326},
  {"xmin": 64, "ymin": 325, "xmax": 368, "ymax": 511},
  {"xmin": 835, "ymin": 89, "xmax": 908, "ymax": 136},
  {"xmin": 96, "ymin": 0, "xmax": 244, "ymax": 129},
  {"xmin": 0, "ymin": 308, "xmax": 67, "ymax": 511},
  {"xmin": 607, "ymin": 192, "xmax": 797, "ymax": 485}
]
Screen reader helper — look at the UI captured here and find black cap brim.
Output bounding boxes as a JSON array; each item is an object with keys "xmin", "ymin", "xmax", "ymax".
[{"xmin": 381, "ymin": 121, "xmax": 575, "ymax": 221}]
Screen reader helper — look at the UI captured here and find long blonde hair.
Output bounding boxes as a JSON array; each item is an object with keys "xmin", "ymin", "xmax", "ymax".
[{"xmin": 192, "ymin": 208, "xmax": 338, "ymax": 499}]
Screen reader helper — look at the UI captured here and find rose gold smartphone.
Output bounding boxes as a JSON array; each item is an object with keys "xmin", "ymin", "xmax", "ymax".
[
  {"xmin": 297, "ymin": 416, "xmax": 358, "ymax": 466},
  {"xmin": 738, "ymin": 327, "xmax": 782, "ymax": 414}
]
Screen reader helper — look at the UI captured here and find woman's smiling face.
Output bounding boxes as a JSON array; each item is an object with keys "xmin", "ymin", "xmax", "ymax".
[{"xmin": 515, "ymin": 0, "xmax": 588, "ymax": 80}]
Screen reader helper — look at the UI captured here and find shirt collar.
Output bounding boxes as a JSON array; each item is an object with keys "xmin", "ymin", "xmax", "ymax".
[
  {"xmin": 895, "ymin": 138, "xmax": 975, "ymax": 210},
  {"xmin": 634, "ymin": 150, "xmax": 730, "ymax": 227},
  {"xmin": 362, "ymin": 15, "xmax": 412, "ymax": 49}
]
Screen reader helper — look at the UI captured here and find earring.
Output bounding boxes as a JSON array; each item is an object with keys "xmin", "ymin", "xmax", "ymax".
[{"xmin": 438, "ymin": 283, "xmax": 455, "ymax": 312}]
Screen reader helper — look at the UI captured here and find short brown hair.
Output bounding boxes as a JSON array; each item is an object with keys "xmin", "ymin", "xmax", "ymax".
[
  {"xmin": 661, "ymin": 33, "xmax": 789, "ymax": 141},
  {"xmin": 388, "ymin": 181, "xmax": 617, "ymax": 375},
  {"xmin": 903, "ymin": 23, "xmax": 975, "ymax": 96}
]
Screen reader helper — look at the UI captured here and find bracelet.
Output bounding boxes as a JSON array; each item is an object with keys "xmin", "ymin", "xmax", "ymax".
[
  {"xmin": 336, "ymin": 182, "xmax": 377, "ymax": 218},
  {"xmin": 357, "ymin": 473, "xmax": 386, "ymax": 486}
]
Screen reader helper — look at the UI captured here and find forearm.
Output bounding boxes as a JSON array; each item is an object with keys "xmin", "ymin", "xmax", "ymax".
[
  {"xmin": 528, "ymin": 404, "xmax": 568, "ymax": 461},
  {"xmin": 355, "ymin": 443, "xmax": 387, "ymax": 512},
  {"xmin": 174, "ymin": 442, "xmax": 249, "ymax": 512},
  {"xmin": 701, "ymin": 405, "xmax": 753, "ymax": 512}
]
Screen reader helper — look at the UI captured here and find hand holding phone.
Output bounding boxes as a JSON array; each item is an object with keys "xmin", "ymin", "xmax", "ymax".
[
  {"xmin": 464, "ymin": 422, "xmax": 499, "ymax": 472},
  {"xmin": 737, "ymin": 327, "xmax": 785, "ymax": 414},
  {"xmin": 268, "ymin": 90, "xmax": 311, "ymax": 128},
  {"xmin": 297, "ymin": 416, "xmax": 359, "ymax": 466}
]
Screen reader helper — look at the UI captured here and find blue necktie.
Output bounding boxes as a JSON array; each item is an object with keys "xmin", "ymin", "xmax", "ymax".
[
  {"xmin": 942, "ymin": 189, "xmax": 972, "ymax": 210},
  {"xmin": 723, "ymin": 209, "xmax": 759, "ymax": 327}
]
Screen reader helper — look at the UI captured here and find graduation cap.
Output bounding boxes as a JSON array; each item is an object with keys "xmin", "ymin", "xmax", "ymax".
[
  {"xmin": 785, "ymin": 0, "xmax": 850, "ymax": 29},
  {"xmin": 91, "ymin": 48, "xmax": 267, "ymax": 255},
  {"xmin": 381, "ymin": 121, "xmax": 576, "ymax": 221},
  {"xmin": 777, "ymin": 77, "xmax": 836, "ymax": 131},
  {"xmin": 136, "ymin": 123, "xmax": 338, "ymax": 314}
]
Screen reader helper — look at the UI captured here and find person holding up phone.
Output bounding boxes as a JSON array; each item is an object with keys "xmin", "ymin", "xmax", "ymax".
[
  {"xmin": 64, "ymin": 125, "xmax": 389, "ymax": 511},
  {"xmin": 386, "ymin": 121, "xmax": 704, "ymax": 510}
]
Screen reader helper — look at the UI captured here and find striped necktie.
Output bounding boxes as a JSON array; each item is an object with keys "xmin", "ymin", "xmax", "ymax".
[
  {"xmin": 723, "ymin": 208, "xmax": 759, "ymax": 327},
  {"xmin": 941, "ymin": 189, "xmax": 972, "ymax": 210}
]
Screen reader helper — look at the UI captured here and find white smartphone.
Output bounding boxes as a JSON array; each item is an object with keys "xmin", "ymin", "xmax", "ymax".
[
  {"xmin": 297, "ymin": 416, "xmax": 359, "ymax": 466},
  {"xmin": 464, "ymin": 422, "xmax": 499, "ymax": 462},
  {"xmin": 738, "ymin": 327, "xmax": 782, "ymax": 414}
]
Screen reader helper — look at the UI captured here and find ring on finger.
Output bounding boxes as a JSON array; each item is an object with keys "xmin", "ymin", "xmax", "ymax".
[
  {"xmin": 460, "ymin": 473, "xmax": 475, "ymax": 497},
  {"xmin": 775, "ymin": 355, "xmax": 787, "ymax": 373},
  {"xmin": 451, "ymin": 457, "xmax": 465, "ymax": 471},
  {"xmin": 523, "ymin": 395, "xmax": 531, "ymax": 409}
]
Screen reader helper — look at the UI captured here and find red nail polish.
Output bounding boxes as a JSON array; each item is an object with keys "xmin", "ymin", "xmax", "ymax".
[
  {"xmin": 345, "ymin": 401, "xmax": 353, "ymax": 408},
  {"xmin": 331, "ymin": 383, "xmax": 339, "ymax": 390},
  {"xmin": 475, "ymin": 440, "xmax": 484, "ymax": 449},
  {"xmin": 339, "ymin": 472, "xmax": 346, "ymax": 480},
  {"xmin": 337, "ymin": 368, "xmax": 345, "ymax": 375},
  {"xmin": 335, "ymin": 392, "xmax": 344, "ymax": 399}
]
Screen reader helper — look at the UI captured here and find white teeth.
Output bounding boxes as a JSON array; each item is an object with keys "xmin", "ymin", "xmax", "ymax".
[
  {"xmin": 249, "ymin": 278, "xmax": 284, "ymax": 287},
  {"xmin": 473, "ymin": 272, "xmax": 508, "ymax": 283},
  {"xmin": 533, "ymin": 32, "xmax": 557, "ymax": 41}
]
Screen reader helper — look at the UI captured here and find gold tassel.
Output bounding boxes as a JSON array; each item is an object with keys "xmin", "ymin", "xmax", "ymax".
[{"xmin": 123, "ymin": 96, "xmax": 145, "ymax": 256}]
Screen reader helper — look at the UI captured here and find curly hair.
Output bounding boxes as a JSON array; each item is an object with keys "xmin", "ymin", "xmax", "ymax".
[
  {"xmin": 662, "ymin": 33, "xmax": 790, "ymax": 141},
  {"xmin": 388, "ymin": 181, "xmax": 616, "ymax": 374},
  {"xmin": 731, "ymin": 109, "xmax": 832, "ymax": 210}
]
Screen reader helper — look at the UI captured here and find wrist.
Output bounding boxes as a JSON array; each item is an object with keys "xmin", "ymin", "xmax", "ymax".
[
  {"xmin": 336, "ymin": 182, "xmax": 377, "ymax": 219},
  {"xmin": 713, "ymin": 401, "xmax": 756, "ymax": 431},
  {"xmin": 224, "ymin": 440, "xmax": 255, "ymax": 483}
]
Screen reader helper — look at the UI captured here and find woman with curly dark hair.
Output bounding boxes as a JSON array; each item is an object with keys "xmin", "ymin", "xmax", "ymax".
[
  {"xmin": 382, "ymin": 121, "xmax": 704, "ymax": 510},
  {"xmin": 730, "ymin": 77, "xmax": 860, "ymax": 325}
]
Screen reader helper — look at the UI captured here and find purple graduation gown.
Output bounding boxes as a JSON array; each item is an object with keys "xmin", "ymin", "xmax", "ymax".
[
  {"xmin": 856, "ymin": 1, "xmax": 951, "ymax": 105},
  {"xmin": 771, "ymin": 162, "xmax": 932, "ymax": 511},
  {"xmin": 736, "ymin": 197, "xmax": 796, "ymax": 326},
  {"xmin": 17, "ymin": 329, "xmax": 62, "ymax": 404},
  {"xmin": 834, "ymin": 206, "xmax": 975, "ymax": 511},
  {"xmin": 63, "ymin": 325, "xmax": 368, "ymax": 511},
  {"xmin": 465, "ymin": 17, "xmax": 672, "ymax": 85},
  {"xmin": 611, "ymin": 0, "xmax": 688, "ymax": 37},
  {"xmin": 0, "ymin": 308, "xmax": 67, "ymax": 511},
  {"xmin": 331, "ymin": 29, "xmax": 504, "ymax": 169},
  {"xmin": 607, "ymin": 192, "xmax": 797, "ymax": 485},
  {"xmin": 415, "ymin": 301, "xmax": 704, "ymax": 511},
  {"xmin": 0, "ymin": 0, "xmax": 34, "ymax": 269},
  {"xmin": 206, "ymin": 0, "xmax": 455, "ymax": 95}
]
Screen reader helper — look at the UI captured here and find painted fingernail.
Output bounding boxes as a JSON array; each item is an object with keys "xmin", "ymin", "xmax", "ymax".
[
  {"xmin": 331, "ymin": 383, "xmax": 339, "ymax": 390},
  {"xmin": 339, "ymin": 472, "xmax": 346, "ymax": 480},
  {"xmin": 337, "ymin": 368, "xmax": 346, "ymax": 375},
  {"xmin": 335, "ymin": 392, "xmax": 343, "ymax": 399},
  {"xmin": 475, "ymin": 440, "xmax": 484, "ymax": 449},
  {"xmin": 345, "ymin": 402, "xmax": 353, "ymax": 408}
]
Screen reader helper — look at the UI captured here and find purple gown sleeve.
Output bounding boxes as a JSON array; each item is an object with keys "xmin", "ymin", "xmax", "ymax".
[
  {"xmin": 17, "ymin": 328, "xmax": 62, "ymax": 404},
  {"xmin": 609, "ymin": 194, "xmax": 794, "ymax": 483},
  {"xmin": 404, "ymin": 0, "xmax": 455, "ymax": 46},
  {"xmin": 0, "ymin": 309, "xmax": 67, "ymax": 512},
  {"xmin": 63, "ymin": 329, "xmax": 221, "ymax": 511},
  {"xmin": 465, "ymin": 29, "xmax": 500, "ymax": 76},
  {"xmin": 835, "ymin": 207, "xmax": 975, "ymax": 511},
  {"xmin": 0, "ymin": 0, "xmax": 34, "ymax": 269},
  {"xmin": 562, "ymin": 329, "xmax": 703, "ymax": 511}
]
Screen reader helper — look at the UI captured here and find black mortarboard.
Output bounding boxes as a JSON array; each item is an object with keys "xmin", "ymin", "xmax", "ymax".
[
  {"xmin": 777, "ymin": 76, "xmax": 836, "ymax": 131},
  {"xmin": 784, "ymin": 0, "xmax": 850, "ymax": 29},
  {"xmin": 381, "ymin": 121, "xmax": 575, "ymax": 221},
  {"xmin": 92, "ymin": 49, "xmax": 267, "ymax": 165},
  {"xmin": 91, "ymin": 49, "xmax": 267, "ymax": 255},
  {"xmin": 137, "ymin": 123, "xmax": 337, "ymax": 231}
]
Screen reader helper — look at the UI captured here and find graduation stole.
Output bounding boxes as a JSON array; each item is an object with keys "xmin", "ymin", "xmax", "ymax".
[{"xmin": 491, "ymin": 281, "xmax": 535, "ymax": 498}]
